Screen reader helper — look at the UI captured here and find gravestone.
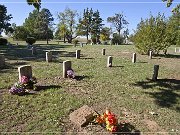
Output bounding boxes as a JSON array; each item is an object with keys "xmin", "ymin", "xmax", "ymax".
[
  {"xmin": 46, "ymin": 51, "xmax": 52, "ymax": 62},
  {"xmin": 175, "ymin": 48, "xmax": 177, "ymax": 53},
  {"xmin": 69, "ymin": 105, "xmax": 97, "ymax": 127},
  {"xmin": 18, "ymin": 65, "xmax": 32, "ymax": 82},
  {"xmin": 102, "ymin": 48, "xmax": 106, "ymax": 55},
  {"xmin": 76, "ymin": 50, "xmax": 81, "ymax": 59},
  {"xmin": 152, "ymin": 65, "xmax": 159, "ymax": 81},
  {"xmin": 80, "ymin": 42, "xmax": 83, "ymax": 47},
  {"xmin": 63, "ymin": 60, "xmax": 71, "ymax": 78},
  {"xmin": 107, "ymin": 56, "xmax": 113, "ymax": 67},
  {"xmin": 0, "ymin": 55, "xmax": 5, "ymax": 68},
  {"xmin": 149, "ymin": 51, "xmax": 152, "ymax": 59},
  {"xmin": 31, "ymin": 47, "xmax": 36, "ymax": 55},
  {"xmin": 132, "ymin": 53, "xmax": 136, "ymax": 63}
]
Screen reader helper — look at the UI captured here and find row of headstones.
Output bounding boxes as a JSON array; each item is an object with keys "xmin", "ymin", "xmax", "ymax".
[
  {"xmin": 45, "ymin": 50, "xmax": 81, "ymax": 62},
  {"xmin": 18, "ymin": 61, "xmax": 73, "ymax": 82}
]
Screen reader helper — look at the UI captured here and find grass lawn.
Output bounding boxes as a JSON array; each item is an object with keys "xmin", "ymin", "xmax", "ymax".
[{"xmin": 0, "ymin": 41, "xmax": 180, "ymax": 134}]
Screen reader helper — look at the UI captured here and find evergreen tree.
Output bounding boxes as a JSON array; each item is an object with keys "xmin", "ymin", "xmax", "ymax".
[
  {"xmin": 91, "ymin": 10, "xmax": 104, "ymax": 44},
  {"xmin": 77, "ymin": 8, "xmax": 93, "ymax": 40},
  {"xmin": 0, "ymin": 4, "xmax": 12, "ymax": 35}
]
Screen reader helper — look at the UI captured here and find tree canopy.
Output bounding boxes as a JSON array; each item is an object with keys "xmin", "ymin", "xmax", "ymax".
[{"xmin": 0, "ymin": 4, "xmax": 12, "ymax": 35}]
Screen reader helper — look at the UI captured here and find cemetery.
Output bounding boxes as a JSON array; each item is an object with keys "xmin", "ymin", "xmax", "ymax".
[
  {"xmin": 0, "ymin": 40, "xmax": 179, "ymax": 134},
  {"xmin": 0, "ymin": 0, "xmax": 180, "ymax": 134}
]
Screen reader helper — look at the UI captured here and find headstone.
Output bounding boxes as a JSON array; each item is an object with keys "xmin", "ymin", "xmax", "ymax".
[
  {"xmin": 76, "ymin": 50, "xmax": 81, "ymax": 59},
  {"xmin": 102, "ymin": 48, "xmax": 106, "ymax": 55},
  {"xmin": 175, "ymin": 48, "xmax": 177, "ymax": 53},
  {"xmin": 46, "ymin": 51, "xmax": 52, "ymax": 62},
  {"xmin": 152, "ymin": 65, "xmax": 159, "ymax": 81},
  {"xmin": 31, "ymin": 47, "xmax": 36, "ymax": 55},
  {"xmin": 149, "ymin": 51, "xmax": 152, "ymax": 59},
  {"xmin": 63, "ymin": 60, "xmax": 71, "ymax": 78},
  {"xmin": 16, "ymin": 43, "xmax": 18, "ymax": 46},
  {"xmin": 18, "ymin": 65, "xmax": 32, "ymax": 82},
  {"xmin": 107, "ymin": 56, "xmax": 113, "ymax": 67},
  {"xmin": 80, "ymin": 42, "xmax": 83, "ymax": 47},
  {"xmin": 0, "ymin": 55, "xmax": 5, "ymax": 68},
  {"xmin": 132, "ymin": 53, "xmax": 136, "ymax": 63},
  {"xmin": 69, "ymin": 105, "xmax": 97, "ymax": 127}
]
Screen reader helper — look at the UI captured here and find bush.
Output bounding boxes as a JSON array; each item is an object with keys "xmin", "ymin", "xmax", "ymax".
[
  {"xmin": 102, "ymin": 41, "xmax": 108, "ymax": 45},
  {"xmin": 112, "ymin": 33, "xmax": 124, "ymax": 45},
  {"xmin": 26, "ymin": 37, "xmax": 36, "ymax": 45},
  {"xmin": 0, "ymin": 38, "xmax": 8, "ymax": 45}
]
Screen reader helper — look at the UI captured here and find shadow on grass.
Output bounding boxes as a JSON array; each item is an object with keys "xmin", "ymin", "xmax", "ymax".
[
  {"xmin": 154, "ymin": 54, "xmax": 180, "ymax": 59},
  {"xmin": 0, "ymin": 44, "xmax": 76, "ymax": 62},
  {"xmin": 35, "ymin": 85, "xmax": 62, "ymax": 91},
  {"xmin": 74, "ymin": 75, "xmax": 90, "ymax": 81},
  {"xmin": 112, "ymin": 66, "xmax": 124, "ymax": 68},
  {"xmin": 80, "ymin": 57, "xmax": 95, "ymax": 60},
  {"xmin": 114, "ymin": 123, "xmax": 140, "ymax": 135},
  {"xmin": 132, "ymin": 78, "xmax": 180, "ymax": 111}
]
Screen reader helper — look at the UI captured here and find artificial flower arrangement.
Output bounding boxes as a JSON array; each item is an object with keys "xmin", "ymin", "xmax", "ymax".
[
  {"xmin": 67, "ymin": 69, "xmax": 75, "ymax": 79},
  {"xmin": 95, "ymin": 109, "xmax": 118, "ymax": 132},
  {"xmin": 9, "ymin": 76, "xmax": 37, "ymax": 95}
]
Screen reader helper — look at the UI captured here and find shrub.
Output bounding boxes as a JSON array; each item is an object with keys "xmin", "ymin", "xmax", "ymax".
[
  {"xmin": 0, "ymin": 38, "xmax": 8, "ymax": 45},
  {"xmin": 26, "ymin": 37, "xmax": 36, "ymax": 45},
  {"xmin": 112, "ymin": 33, "xmax": 124, "ymax": 45}
]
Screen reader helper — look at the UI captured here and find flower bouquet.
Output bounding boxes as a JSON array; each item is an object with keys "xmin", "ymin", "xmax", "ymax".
[
  {"xmin": 9, "ymin": 76, "xmax": 37, "ymax": 95},
  {"xmin": 67, "ymin": 69, "xmax": 75, "ymax": 79},
  {"xmin": 95, "ymin": 109, "xmax": 118, "ymax": 132}
]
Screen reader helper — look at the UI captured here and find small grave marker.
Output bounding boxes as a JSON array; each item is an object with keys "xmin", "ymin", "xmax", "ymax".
[
  {"xmin": 46, "ymin": 51, "xmax": 52, "ymax": 62},
  {"xmin": 69, "ymin": 105, "xmax": 97, "ymax": 127},
  {"xmin": 63, "ymin": 60, "xmax": 71, "ymax": 78},
  {"xmin": 102, "ymin": 48, "xmax": 106, "ymax": 55},
  {"xmin": 18, "ymin": 65, "xmax": 32, "ymax": 82},
  {"xmin": 0, "ymin": 55, "xmax": 5, "ymax": 68},
  {"xmin": 31, "ymin": 47, "xmax": 36, "ymax": 55},
  {"xmin": 76, "ymin": 50, "xmax": 81, "ymax": 59},
  {"xmin": 149, "ymin": 51, "xmax": 152, "ymax": 59},
  {"xmin": 152, "ymin": 65, "xmax": 159, "ymax": 81},
  {"xmin": 107, "ymin": 56, "xmax": 113, "ymax": 67},
  {"xmin": 132, "ymin": 53, "xmax": 136, "ymax": 63}
]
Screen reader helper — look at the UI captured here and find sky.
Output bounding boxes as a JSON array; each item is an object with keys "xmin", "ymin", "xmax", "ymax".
[{"xmin": 1, "ymin": 0, "xmax": 180, "ymax": 36}]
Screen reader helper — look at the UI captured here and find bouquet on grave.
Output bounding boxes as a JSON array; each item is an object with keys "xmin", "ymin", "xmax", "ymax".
[
  {"xmin": 67, "ymin": 69, "xmax": 75, "ymax": 79},
  {"xmin": 95, "ymin": 109, "xmax": 118, "ymax": 132},
  {"xmin": 9, "ymin": 76, "xmax": 37, "ymax": 95}
]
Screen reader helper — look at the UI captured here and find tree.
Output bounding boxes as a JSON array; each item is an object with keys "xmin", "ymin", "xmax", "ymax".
[
  {"xmin": 77, "ymin": 8, "xmax": 93, "ymax": 40},
  {"xmin": 100, "ymin": 27, "xmax": 111, "ymax": 41},
  {"xmin": 133, "ymin": 13, "xmax": 174, "ymax": 55},
  {"xmin": 36, "ymin": 8, "xmax": 54, "ymax": 44},
  {"xmin": 13, "ymin": 26, "xmax": 29, "ymax": 40},
  {"xmin": 0, "ymin": 4, "xmax": 12, "ymax": 35},
  {"xmin": 91, "ymin": 10, "xmax": 104, "ymax": 44},
  {"xmin": 27, "ymin": 0, "xmax": 41, "ymax": 11},
  {"xmin": 107, "ymin": 13, "xmax": 128, "ymax": 36},
  {"xmin": 23, "ymin": 8, "xmax": 54, "ymax": 43},
  {"xmin": 57, "ymin": 7, "xmax": 78, "ymax": 43},
  {"xmin": 162, "ymin": 0, "xmax": 180, "ymax": 13}
]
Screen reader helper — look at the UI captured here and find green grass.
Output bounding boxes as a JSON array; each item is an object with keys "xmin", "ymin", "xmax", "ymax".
[{"xmin": 0, "ymin": 41, "xmax": 180, "ymax": 133}]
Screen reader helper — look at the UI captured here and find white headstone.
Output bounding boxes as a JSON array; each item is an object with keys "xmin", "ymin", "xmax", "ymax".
[
  {"xmin": 18, "ymin": 65, "xmax": 32, "ymax": 82},
  {"xmin": 63, "ymin": 60, "xmax": 72, "ymax": 78}
]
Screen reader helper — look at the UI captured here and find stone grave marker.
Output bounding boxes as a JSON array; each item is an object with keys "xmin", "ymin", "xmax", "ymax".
[
  {"xmin": 132, "ymin": 53, "xmax": 136, "ymax": 63},
  {"xmin": 149, "ymin": 51, "xmax": 152, "ymax": 59},
  {"xmin": 152, "ymin": 65, "xmax": 159, "ymax": 81},
  {"xmin": 69, "ymin": 105, "xmax": 97, "ymax": 127},
  {"xmin": 80, "ymin": 42, "xmax": 83, "ymax": 47},
  {"xmin": 76, "ymin": 50, "xmax": 81, "ymax": 59},
  {"xmin": 63, "ymin": 60, "xmax": 71, "ymax": 78},
  {"xmin": 107, "ymin": 56, "xmax": 113, "ymax": 67},
  {"xmin": 0, "ymin": 55, "xmax": 5, "ymax": 68},
  {"xmin": 102, "ymin": 48, "xmax": 106, "ymax": 55},
  {"xmin": 18, "ymin": 65, "xmax": 32, "ymax": 82},
  {"xmin": 46, "ymin": 51, "xmax": 52, "ymax": 62},
  {"xmin": 31, "ymin": 47, "xmax": 36, "ymax": 55}
]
